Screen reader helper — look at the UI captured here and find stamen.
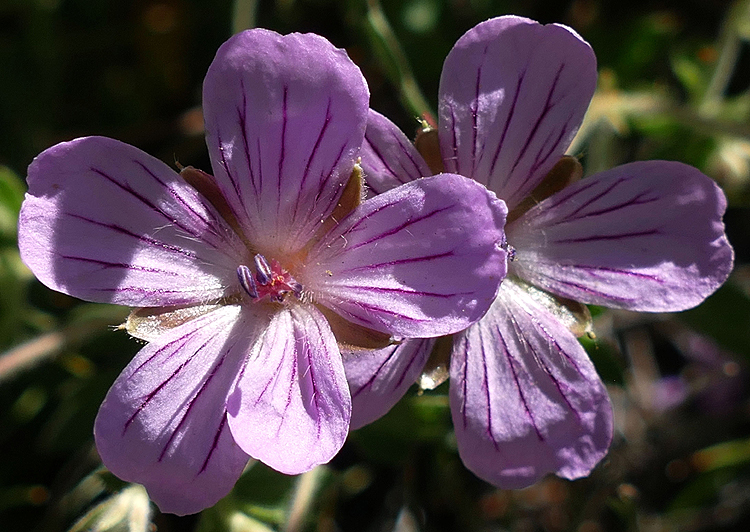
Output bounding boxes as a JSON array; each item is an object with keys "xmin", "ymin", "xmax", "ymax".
[
  {"xmin": 501, "ymin": 239, "xmax": 517, "ymax": 262},
  {"xmin": 237, "ymin": 255, "xmax": 304, "ymax": 304},
  {"xmin": 254, "ymin": 254, "xmax": 272, "ymax": 285},
  {"xmin": 291, "ymin": 282, "xmax": 303, "ymax": 299},
  {"xmin": 237, "ymin": 265, "xmax": 258, "ymax": 298}
]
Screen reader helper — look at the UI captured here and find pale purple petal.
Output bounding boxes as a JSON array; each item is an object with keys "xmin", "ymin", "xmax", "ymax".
[
  {"xmin": 203, "ymin": 29, "xmax": 369, "ymax": 255},
  {"xmin": 508, "ymin": 161, "xmax": 734, "ymax": 311},
  {"xmin": 303, "ymin": 174, "xmax": 508, "ymax": 338},
  {"xmin": 344, "ymin": 338, "xmax": 434, "ymax": 429},
  {"xmin": 226, "ymin": 304, "xmax": 351, "ymax": 473},
  {"xmin": 94, "ymin": 305, "xmax": 250, "ymax": 516},
  {"xmin": 18, "ymin": 137, "xmax": 242, "ymax": 307},
  {"xmin": 438, "ymin": 16, "xmax": 596, "ymax": 209},
  {"xmin": 450, "ymin": 280, "xmax": 613, "ymax": 488},
  {"xmin": 361, "ymin": 109, "xmax": 431, "ymax": 194}
]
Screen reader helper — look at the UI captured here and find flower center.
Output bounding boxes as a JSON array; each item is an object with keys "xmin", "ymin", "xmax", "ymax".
[{"xmin": 237, "ymin": 254, "xmax": 302, "ymax": 303}]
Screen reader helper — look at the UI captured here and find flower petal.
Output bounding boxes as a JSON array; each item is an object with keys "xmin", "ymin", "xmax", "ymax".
[
  {"xmin": 18, "ymin": 136, "xmax": 242, "ymax": 306},
  {"xmin": 508, "ymin": 161, "xmax": 734, "ymax": 311},
  {"xmin": 361, "ymin": 109, "xmax": 431, "ymax": 193},
  {"xmin": 226, "ymin": 304, "xmax": 351, "ymax": 474},
  {"xmin": 343, "ymin": 338, "xmax": 434, "ymax": 429},
  {"xmin": 438, "ymin": 16, "xmax": 596, "ymax": 209},
  {"xmin": 304, "ymin": 174, "xmax": 508, "ymax": 338},
  {"xmin": 94, "ymin": 305, "xmax": 251, "ymax": 516},
  {"xmin": 450, "ymin": 280, "xmax": 613, "ymax": 488},
  {"xmin": 203, "ymin": 29, "xmax": 369, "ymax": 255}
]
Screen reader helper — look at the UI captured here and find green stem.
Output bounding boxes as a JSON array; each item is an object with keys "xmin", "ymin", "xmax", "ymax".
[{"xmin": 364, "ymin": 0, "xmax": 434, "ymax": 120}]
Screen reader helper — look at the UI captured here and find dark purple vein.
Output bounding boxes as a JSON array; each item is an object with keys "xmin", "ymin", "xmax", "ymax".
[
  {"xmin": 238, "ymin": 78, "xmax": 259, "ymax": 202},
  {"xmin": 470, "ymin": 46, "xmax": 489, "ymax": 176},
  {"xmin": 158, "ymin": 351, "xmax": 228, "ymax": 462},
  {"xmin": 351, "ymin": 345, "xmax": 398, "ymax": 398},
  {"xmin": 90, "ymin": 167, "xmax": 200, "ymax": 239},
  {"xmin": 553, "ymin": 229, "xmax": 660, "ymax": 244},
  {"xmin": 338, "ymin": 250, "xmax": 456, "ymax": 273},
  {"xmin": 60, "ymin": 254, "xmax": 179, "ymax": 275},
  {"xmin": 68, "ymin": 213, "xmax": 197, "ymax": 259},
  {"xmin": 333, "ymin": 284, "xmax": 471, "ymax": 300},
  {"xmin": 487, "ymin": 71, "xmax": 525, "ymax": 183},
  {"xmin": 496, "ymin": 324, "xmax": 544, "ymax": 442},
  {"xmin": 505, "ymin": 63, "xmax": 566, "ymax": 181},
  {"xmin": 276, "ymin": 85, "xmax": 289, "ymax": 223},
  {"xmin": 341, "ymin": 205, "xmax": 454, "ymax": 254},
  {"xmin": 199, "ymin": 412, "xmax": 228, "ymax": 475},
  {"xmin": 216, "ymin": 131, "xmax": 246, "ymax": 215},
  {"xmin": 132, "ymin": 160, "xmax": 219, "ymax": 237}
]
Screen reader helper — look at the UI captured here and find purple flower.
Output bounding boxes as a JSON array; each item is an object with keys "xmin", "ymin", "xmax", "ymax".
[
  {"xmin": 347, "ymin": 16, "xmax": 734, "ymax": 488},
  {"xmin": 18, "ymin": 29, "xmax": 509, "ymax": 514}
]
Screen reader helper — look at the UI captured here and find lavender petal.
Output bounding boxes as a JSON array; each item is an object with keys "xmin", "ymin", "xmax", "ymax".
[
  {"xmin": 202, "ymin": 29, "xmax": 369, "ymax": 255},
  {"xmin": 343, "ymin": 338, "xmax": 435, "ymax": 429},
  {"xmin": 304, "ymin": 174, "xmax": 508, "ymax": 338},
  {"xmin": 438, "ymin": 16, "xmax": 596, "ymax": 209},
  {"xmin": 509, "ymin": 161, "xmax": 734, "ymax": 311},
  {"xmin": 94, "ymin": 305, "xmax": 250, "ymax": 516},
  {"xmin": 18, "ymin": 136, "xmax": 242, "ymax": 307},
  {"xmin": 226, "ymin": 304, "xmax": 351, "ymax": 473},
  {"xmin": 450, "ymin": 280, "xmax": 613, "ymax": 488}
]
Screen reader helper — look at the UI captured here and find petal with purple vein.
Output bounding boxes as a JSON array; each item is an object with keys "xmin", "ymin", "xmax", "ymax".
[
  {"xmin": 450, "ymin": 280, "xmax": 612, "ymax": 488},
  {"xmin": 227, "ymin": 304, "xmax": 351, "ymax": 474},
  {"xmin": 361, "ymin": 109, "xmax": 431, "ymax": 194},
  {"xmin": 18, "ymin": 136, "xmax": 242, "ymax": 307},
  {"xmin": 438, "ymin": 16, "xmax": 596, "ymax": 209},
  {"xmin": 304, "ymin": 174, "xmax": 508, "ymax": 338},
  {"xmin": 344, "ymin": 338, "xmax": 435, "ymax": 429},
  {"xmin": 508, "ymin": 161, "xmax": 734, "ymax": 311},
  {"xmin": 203, "ymin": 29, "xmax": 369, "ymax": 255},
  {"xmin": 94, "ymin": 305, "xmax": 252, "ymax": 516}
]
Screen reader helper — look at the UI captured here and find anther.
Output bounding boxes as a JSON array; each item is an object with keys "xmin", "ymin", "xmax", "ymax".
[
  {"xmin": 291, "ymin": 282, "xmax": 303, "ymax": 299},
  {"xmin": 254, "ymin": 254, "xmax": 272, "ymax": 285},
  {"xmin": 238, "ymin": 255, "xmax": 303, "ymax": 304},
  {"xmin": 237, "ymin": 264, "xmax": 258, "ymax": 298},
  {"xmin": 501, "ymin": 239, "xmax": 517, "ymax": 262}
]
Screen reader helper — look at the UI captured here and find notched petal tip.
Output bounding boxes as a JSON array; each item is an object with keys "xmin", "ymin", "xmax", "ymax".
[
  {"xmin": 450, "ymin": 282, "xmax": 613, "ymax": 489},
  {"xmin": 96, "ymin": 306, "xmax": 250, "ymax": 515},
  {"xmin": 202, "ymin": 29, "xmax": 369, "ymax": 253},
  {"xmin": 227, "ymin": 305, "xmax": 351, "ymax": 474},
  {"xmin": 509, "ymin": 161, "xmax": 734, "ymax": 312},
  {"xmin": 438, "ymin": 17, "xmax": 596, "ymax": 207}
]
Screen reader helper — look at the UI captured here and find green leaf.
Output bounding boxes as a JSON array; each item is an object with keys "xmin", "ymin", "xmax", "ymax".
[
  {"xmin": 582, "ymin": 335, "xmax": 626, "ymax": 386},
  {"xmin": 0, "ymin": 166, "xmax": 25, "ymax": 241},
  {"xmin": 691, "ymin": 437, "xmax": 750, "ymax": 472}
]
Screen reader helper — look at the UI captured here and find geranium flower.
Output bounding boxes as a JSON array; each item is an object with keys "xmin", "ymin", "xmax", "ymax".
[
  {"xmin": 18, "ymin": 29, "xmax": 509, "ymax": 514},
  {"xmin": 348, "ymin": 16, "xmax": 734, "ymax": 488}
]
